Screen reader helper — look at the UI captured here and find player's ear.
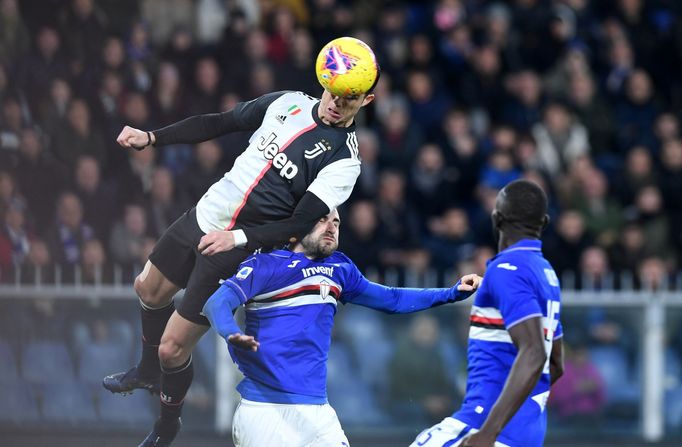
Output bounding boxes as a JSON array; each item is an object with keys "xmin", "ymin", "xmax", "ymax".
[
  {"xmin": 491, "ymin": 209, "xmax": 503, "ymax": 229},
  {"xmin": 361, "ymin": 93, "xmax": 375, "ymax": 107},
  {"xmin": 541, "ymin": 214, "xmax": 550, "ymax": 230}
]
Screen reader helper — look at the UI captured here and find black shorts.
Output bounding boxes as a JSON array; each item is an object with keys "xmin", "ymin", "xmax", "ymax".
[{"xmin": 149, "ymin": 207, "xmax": 252, "ymax": 326}]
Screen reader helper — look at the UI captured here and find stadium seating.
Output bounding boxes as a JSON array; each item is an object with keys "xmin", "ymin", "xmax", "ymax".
[
  {"xmin": 96, "ymin": 387, "xmax": 155, "ymax": 428},
  {"xmin": 41, "ymin": 379, "xmax": 98, "ymax": 425},
  {"xmin": 0, "ymin": 340, "xmax": 19, "ymax": 383},
  {"xmin": 0, "ymin": 379, "xmax": 41, "ymax": 424},
  {"xmin": 21, "ymin": 340, "xmax": 76, "ymax": 384}
]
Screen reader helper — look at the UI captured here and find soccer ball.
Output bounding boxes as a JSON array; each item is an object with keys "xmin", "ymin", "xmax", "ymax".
[{"xmin": 315, "ymin": 37, "xmax": 379, "ymax": 97}]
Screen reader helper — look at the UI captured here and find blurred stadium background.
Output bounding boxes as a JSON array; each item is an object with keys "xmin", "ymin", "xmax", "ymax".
[{"xmin": 1, "ymin": 0, "xmax": 682, "ymax": 445}]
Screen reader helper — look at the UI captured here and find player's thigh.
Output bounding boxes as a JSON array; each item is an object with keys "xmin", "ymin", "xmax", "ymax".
[
  {"xmin": 146, "ymin": 208, "xmax": 202, "ymax": 292},
  {"xmin": 176, "ymin": 247, "xmax": 252, "ymax": 326},
  {"xmin": 306, "ymin": 404, "xmax": 350, "ymax": 447},
  {"xmin": 232, "ymin": 400, "xmax": 304, "ymax": 447}
]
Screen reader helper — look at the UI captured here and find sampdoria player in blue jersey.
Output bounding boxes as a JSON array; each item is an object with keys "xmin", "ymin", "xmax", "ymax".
[
  {"xmin": 202, "ymin": 208, "xmax": 482, "ymax": 447},
  {"xmin": 411, "ymin": 179, "xmax": 565, "ymax": 447}
]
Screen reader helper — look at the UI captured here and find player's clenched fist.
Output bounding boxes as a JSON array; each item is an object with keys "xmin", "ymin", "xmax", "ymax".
[
  {"xmin": 457, "ymin": 273, "xmax": 483, "ymax": 292},
  {"xmin": 116, "ymin": 125, "xmax": 153, "ymax": 150}
]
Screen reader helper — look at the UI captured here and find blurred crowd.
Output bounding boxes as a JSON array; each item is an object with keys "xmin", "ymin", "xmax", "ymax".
[
  {"xmin": 3, "ymin": 0, "xmax": 682, "ymax": 434},
  {"xmin": 2, "ymin": 0, "xmax": 682, "ymax": 289}
]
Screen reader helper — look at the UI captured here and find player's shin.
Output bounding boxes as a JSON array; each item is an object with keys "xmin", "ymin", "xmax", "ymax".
[
  {"xmin": 159, "ymin": 354, "xmax": 194, "ymax": 422},
  {"xmin": 139, "ymin": 299, "xmax": 176, "ymax": 377}
]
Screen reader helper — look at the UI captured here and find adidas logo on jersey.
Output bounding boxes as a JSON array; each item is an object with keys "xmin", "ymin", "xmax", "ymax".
[
  {"xmin": 257, "ymin": 132, "xmax": 299, "ymax": 179},
  {"xmin": 276, "ymin": 114, "xmax": 287, "ymax": 124},
  {"xmin": 305, "ymin": 140, "xmax": 332, "ymax": 159}
]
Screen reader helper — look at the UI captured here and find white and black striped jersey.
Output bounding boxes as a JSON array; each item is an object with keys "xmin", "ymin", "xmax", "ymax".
[{"xmin": 192, "ymin": 91, "xmax": 361, "ymax": 233}]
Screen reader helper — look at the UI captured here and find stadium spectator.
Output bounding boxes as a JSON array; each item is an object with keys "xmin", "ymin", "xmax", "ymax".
[
  {"xmin": 614, "ymin": 69, "xmax": 660, "ymax": 152},
  {"xmin": 38, "ymin": 78, "xmax": 72, "ymax": 136},
  {"xmin": 73, "ymin": 155, "xmax": 117, "ymax": 241},
  {"xmin": 0, "ymin": 0, "xmax": 29, "ymax": 66},
  {"xmin": 572, "ymin": 167, "xmax": 623, "ymax": 247},
  {"xmin": 51, "ymin": 98, "xmax": 107, "ymax": 170},
  {"xmin": 0, "ymin": 198, "xmax": 33, "ymax": 279},
  {"xmin": 149, "ymin": 61, "xmax": 185, "ymax": 126},
  {"xmin": 58, "ymin": 0, "xmax": 107, "ymax": 67},
  {"xmin": 0, "ymin": 170, "xmax": 23, "ymax": 217},
  {"xmin": 179, "ymin": 140, "xmax": 224, "ymax": 205},
  {"xmin": 79, "ymin": 238, "xmax": 110, "ymax": 284},
  {"xmin": 108, "ymin": 203, "xmax": 148, "ymax": 269},
  {"xmin": 406, "ymin": 69, "xmax": 451, "ymax": 135},
  {"xmin": 377, "ymin": 98, "xmax": 424, "ymax": 170},
  {"xmin": 186, "ymin": 56, "xmax": 222, "ymax": 116},
  {"xmin": 409, "ymin": 143, "xmax": 458, "ymax": 225},
  {"xmin": 531, "ymin": 101, "xmax": 590, "ymax": 177},
  {"xmin": 614, "ymin": 146, "xmax": 657, "ymax": 206},
  {"xmin": 0, "ymin": 94, "xmax": 23, "ymax": 165},
  {"xmin": 659, "ymin": 138, "xmax": 682, "ymax": 254},
  {"xmin": 45, "ymin": 191, "xmax": 95, "ymax": 267},
  {"xmin": 144, "ymin": 167, "xmax": 187, "ymax": 239},
  {"xmin": 549, "ymin": 343, "xmax": 606, "ymax": 428},
  {"xmin": 501, "ymin": 69, "xmax": 544, "ymax": 131},
  {"xmin": 568, "ymin": 72, "xmax": 615, "ymax": 163},
  {"xmin": 578, "ymin": 245, "xmax": 611, "ymax": 290},
  {"xmin": 351, "ymin": 127, "xmax": 380, "ymax": 200},
  {"xmin": 389, "ymin": 314, "xmax": 457, "ymax": 425},
  {"xmin": 338, "ymin": 199, "xmax": 384, "ymax": 273},
  {"xmin": 545, "ymin": 210, "xmax": 593, "ymax": 279},
  {"xmin": 14, "ymin": 127, "xmax": 67, "ymax": 226},
  {"xmin": 19, "ymin": 26, "xmax": 69, "ymax": 112},
  {"xmin": 637, "ymin": 256, "xmax": 670, "ymax": 291},
  {"xmin": 375, "ymin": 170, "xmax": 423, "ymax": 269},
  {"xmin": 424, "ymin": 207, "xmax": 476, "ymax": 272},
  {"xmin": 609, "ymin": 222, "xmax": 647, "ymax": 275}
]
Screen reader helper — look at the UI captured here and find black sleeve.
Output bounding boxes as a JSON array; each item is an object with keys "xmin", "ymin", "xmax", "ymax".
[
  {"xmin": 241, "ymin": 192, "xmax": 330, "ymax": 251},
  {"xmin": 153, "ymin": 91, "xmax": 288, "ymax": 146}
]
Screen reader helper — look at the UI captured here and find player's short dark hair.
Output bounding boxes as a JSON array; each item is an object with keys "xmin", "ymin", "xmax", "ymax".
[
  {"xmin": 366, "ymin": 62, "xmax": 381, "ymax": 94},
  {"xmin": 498, "ymin": 179, "xmax": 548, "ymax": 230}
]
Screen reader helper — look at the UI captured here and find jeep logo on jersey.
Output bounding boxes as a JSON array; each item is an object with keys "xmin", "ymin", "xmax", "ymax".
[
  {"xmin": 257, "ymin": 132, "xmax": 299, "ymax": 179},
  {"xmin": 304, "ymin": 139, "xmax": 333, "ymax": 159}
]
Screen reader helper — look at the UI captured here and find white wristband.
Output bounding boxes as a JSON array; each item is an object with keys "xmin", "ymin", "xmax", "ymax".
[{"xmin": 232, "ymin": 229, "xmax": 248, "ymax": 248}]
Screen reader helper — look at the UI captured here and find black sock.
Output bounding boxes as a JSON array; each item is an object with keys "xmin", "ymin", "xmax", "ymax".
[
  {"xmin": 137, "ymin": 300, "xmax": 175, "ymax": 377},
  {"xmin": 159, "ymin": 356, "xmax": 194, "ymax": 421}
]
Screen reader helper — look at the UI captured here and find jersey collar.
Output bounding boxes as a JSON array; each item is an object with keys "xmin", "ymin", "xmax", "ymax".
[{"xmin": 488, "ymin": 239, "xmax": 542, "ymax": 265}]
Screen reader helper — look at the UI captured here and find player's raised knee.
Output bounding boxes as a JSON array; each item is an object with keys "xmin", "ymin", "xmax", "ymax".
[{"xmin": 158, "ymin": 338, "xmax": 187, "ymax": 368}]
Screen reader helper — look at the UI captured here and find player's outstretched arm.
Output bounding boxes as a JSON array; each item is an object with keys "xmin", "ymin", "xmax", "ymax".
[
  {"xmin": 117, "ymin": 91, "xmax": 287, "ymax": 150},
  {"xmin": 347, "ymin": 274, "xmax": 482, "ymax": 314},
  {"xmin": 461, "ymin": 317, "xmax": 546, "ymax": 447},
  {"xmin": 202, "ymin": 283, "xmax": 259, "ymax": 352}
]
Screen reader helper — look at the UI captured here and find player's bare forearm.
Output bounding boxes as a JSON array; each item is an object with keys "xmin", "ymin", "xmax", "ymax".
[
  {"xmin": 477, "ymin": 318, "xmax": 547, "ymax": 437},
  {"xmin": 549, "ymin": 337, "xmax": 564, "ymax": 385}
]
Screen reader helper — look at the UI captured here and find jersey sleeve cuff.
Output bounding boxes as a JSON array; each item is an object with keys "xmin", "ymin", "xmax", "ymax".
[{"xmin": 232, "ymin": 229, "xmax": 248, "ymax": 247}]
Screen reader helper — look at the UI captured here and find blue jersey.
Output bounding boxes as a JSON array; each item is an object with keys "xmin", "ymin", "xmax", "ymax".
[
  {"xmin": 453, "ymin": 239, "xmax": 563, "ymax": 447},
  {"xmin": 205, "ymin": 248, "xmax": 469, "ymax": 405}
]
